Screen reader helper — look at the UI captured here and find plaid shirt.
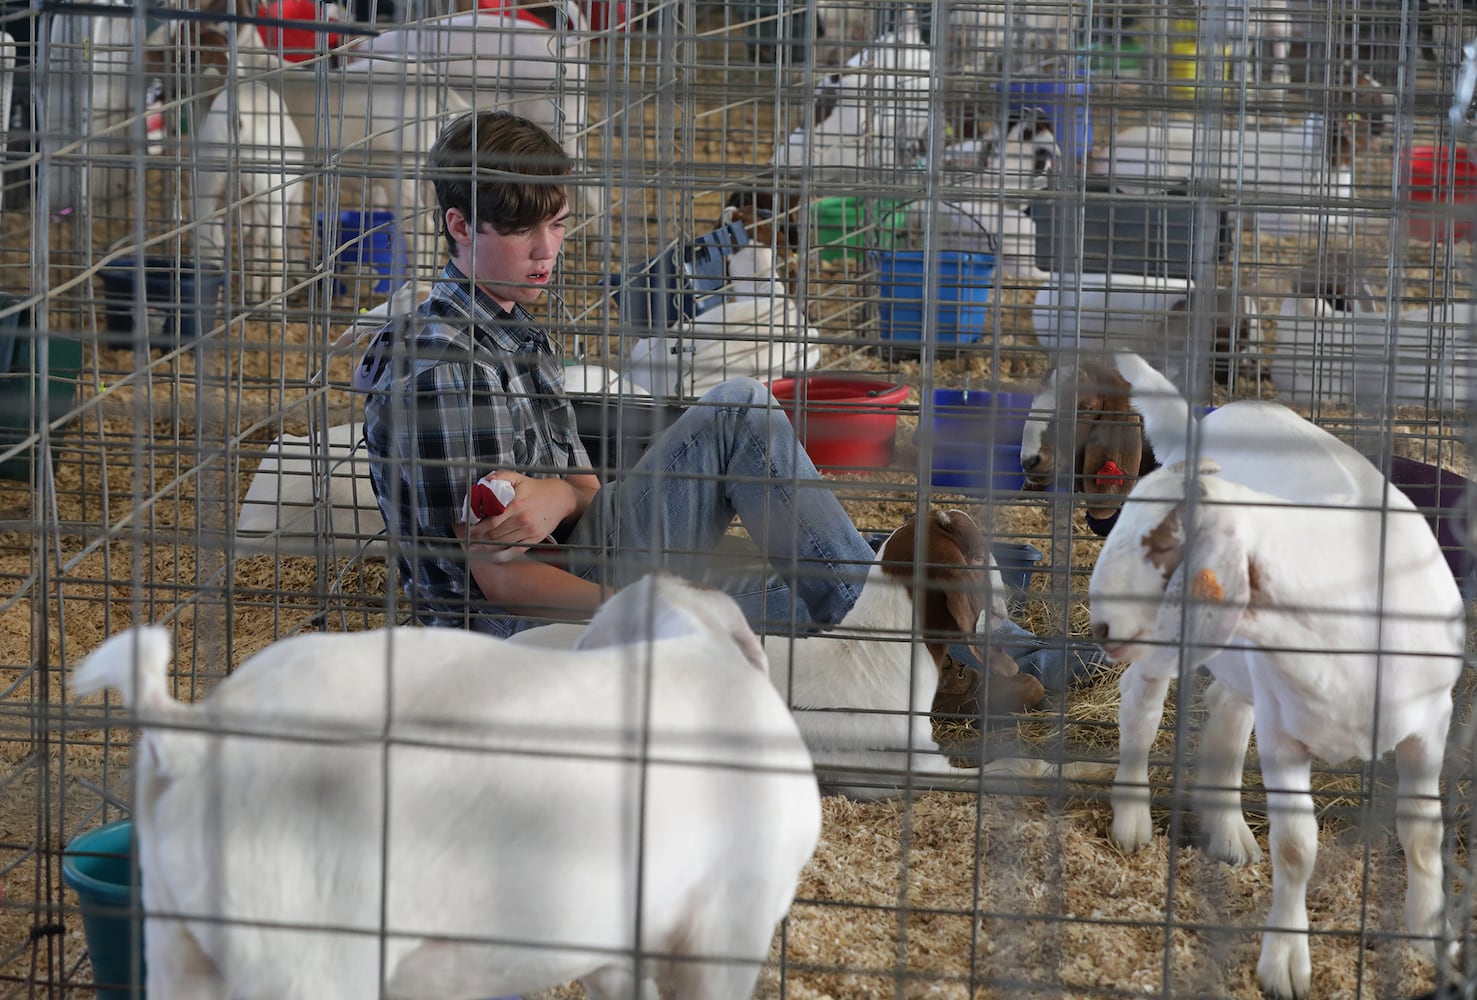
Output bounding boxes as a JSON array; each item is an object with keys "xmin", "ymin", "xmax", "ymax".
[{"xmin": 359, "ymin": 263, "xmax": 591, "ymax": 634}]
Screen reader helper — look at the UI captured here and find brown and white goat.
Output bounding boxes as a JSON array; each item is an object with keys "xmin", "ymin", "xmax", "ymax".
[
  {"xmin": 761, "ymin": 508, "xmax": 1039, "ymax": 795},
  {"xmin": 1090, "ymin": 460, "xmax": 1463, "ymax": 998},
  {"xmin": 1018, "ymin": 359, "xmax": 1154, "ymax": 524},
  {"xmin": 515, "ymin": 509, "xmax": 1044, "ymax": 799},
  {"xmin": 1024, "ymin": 347, "xmax": 1475, "ymax": 576}
]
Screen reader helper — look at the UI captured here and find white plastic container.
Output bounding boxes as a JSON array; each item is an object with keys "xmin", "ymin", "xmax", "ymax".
[
  {"xmin": 1032, "ymin": 273, "xmax": 1195, "ymax": 356},
  {"xmin": 1094, "ymin": 116, "xmax": 1360, "ymax": 236},
  {"xmin": 1274, "ymin": 295, "xmax": 1477, "ymax": 411},
  {"xmin": 235, "ymin": 423, "xmax": 385, "ymax": 561}
]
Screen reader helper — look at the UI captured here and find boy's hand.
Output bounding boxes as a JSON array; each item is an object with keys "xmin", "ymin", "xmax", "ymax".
[{"xmin": 465, "ymin": 472, "xmax": 574, "ymax": 553}]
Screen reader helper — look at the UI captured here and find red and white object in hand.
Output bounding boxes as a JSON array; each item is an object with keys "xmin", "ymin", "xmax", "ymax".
[{"xmin": 467, "ymin": 475, "xmax": 515, "ymax": 524}]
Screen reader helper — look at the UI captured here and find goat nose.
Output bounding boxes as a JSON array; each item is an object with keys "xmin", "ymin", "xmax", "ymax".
[
  {"xmin": 1021, "ymin": 454, "xmax": 1041, "ymax": 472},
  {"xmin": 1091, "ymin": 621, "xmax": 1108, "ymax": 642}
]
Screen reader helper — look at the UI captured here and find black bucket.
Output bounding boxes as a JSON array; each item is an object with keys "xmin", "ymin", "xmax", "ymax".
[{"xmin": 99, "ymin": 257, "xmax": 226, "ymax": 349}]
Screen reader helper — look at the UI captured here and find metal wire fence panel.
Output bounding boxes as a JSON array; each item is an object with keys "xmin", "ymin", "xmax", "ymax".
[{"xmin": 1, "ymin": 0, "xmax": 1474, "ymax": 997}]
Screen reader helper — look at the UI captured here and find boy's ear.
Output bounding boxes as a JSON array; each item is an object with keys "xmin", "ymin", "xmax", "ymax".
[{"xmin": 444, "ymin": 207, "xmax": 475, "ymax": 251}]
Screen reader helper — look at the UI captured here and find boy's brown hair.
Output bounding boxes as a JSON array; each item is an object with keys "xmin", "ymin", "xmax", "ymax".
[{"xmin": 428, "ymin": 110, "xmax": 571, "ymax": 256}]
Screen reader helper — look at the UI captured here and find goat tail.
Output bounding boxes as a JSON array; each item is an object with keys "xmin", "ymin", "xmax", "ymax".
[
  {"xmin": 74, "ymin": 625, "xmax": 200, "ymax": 786},
  {"xmin": 1112, "ymin": 351, "xmax": 1193, "ymax": 461},
  {"xmin": 73, "ymin": 626, "xmax": 178, "ymax": 714}
]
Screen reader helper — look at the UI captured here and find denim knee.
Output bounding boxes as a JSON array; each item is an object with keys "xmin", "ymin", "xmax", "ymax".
[{"xmin": 700, "ymin": 377, "xmax": 773, "ymax": 408}]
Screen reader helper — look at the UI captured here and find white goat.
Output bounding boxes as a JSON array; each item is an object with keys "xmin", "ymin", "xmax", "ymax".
[
  {"xmin": 158, "ymin": 18, "xmax": 470, "ymax": 283},
  {"xmin": 1089, "ymin": 459, "xmax": 1463, "ymax": 998},
  {"xmin": 72, "ymin": 574, "xmax": 821, "ymax": 1000},
  {"xmin": 769, "ymin": 16, "xmax": 933, "ymax": 181},
  {"xmin": 45, "ymin": 0, "xmax": 138, "ymax": 216},
  {"xmin": 194, "ymin": 81, "xmax": 307, "ymax": 303},
  {"xmin": 345, "ymin": 4, "xmax": 604, "ymax": 228},
  {"xmin": 1021, "ymin": 352, "xmax": 1402, "ymax": 865},
  {"xmin": 627, "ymin": 230, "xmax": 822, "ymax": 396},
  {"xmin": 514, "ymin": 509, "xmax": 1043, "ymax": 799}
]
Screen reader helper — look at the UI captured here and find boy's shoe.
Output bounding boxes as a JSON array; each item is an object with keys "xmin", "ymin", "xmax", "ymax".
[{"xmin": 932, "ymin": 650, "xmax": 1046, "ymax": 724}]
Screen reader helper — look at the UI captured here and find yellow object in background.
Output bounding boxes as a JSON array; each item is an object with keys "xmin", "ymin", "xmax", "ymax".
[{"xmin": 1166, "ymin": 18, "xmax": 1231, "ymax": 100}]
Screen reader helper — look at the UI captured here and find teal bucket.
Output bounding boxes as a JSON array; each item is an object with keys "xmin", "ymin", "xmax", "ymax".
[
  {"xmin": 873, "ymin": 250, "xmax": 995, "ymax": 343},
  {"xmin": 62, "ymin": 819, "xmax": 145, "ymax": 999},
  {"xmin": 58, "ymin": 819, "xmax": 525, "ymax": 1000}
]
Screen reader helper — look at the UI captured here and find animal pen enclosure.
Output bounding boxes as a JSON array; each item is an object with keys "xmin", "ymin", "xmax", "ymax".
[{"xmin": 3, "ymin": 0, "xmax": 1477, "ymax": 996}]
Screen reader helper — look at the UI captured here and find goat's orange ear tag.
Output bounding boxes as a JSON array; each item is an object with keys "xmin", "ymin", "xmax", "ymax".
[{"xmin": 1190, "ymin": 569, "xmax": 1224, "ymax": 603}]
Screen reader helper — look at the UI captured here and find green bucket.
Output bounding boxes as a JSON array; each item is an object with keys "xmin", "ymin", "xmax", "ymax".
[
  {"xmin": 1089, "ymin": 38, "xmax": 1142, "ymax": 74},
  {"xmin": 811, "ymin": 198, "xmax": 908, "ymax": 262},
  {"xmin": 0, "ymin": 293, "xmax": 82, "ymax": 482}
]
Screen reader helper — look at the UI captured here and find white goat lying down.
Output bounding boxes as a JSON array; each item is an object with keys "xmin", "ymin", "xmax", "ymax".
[
  {"xmin": 514, "ymin": 509, "xmax": 1043, "ymax": 799},
  {"xmin": 1089, "ymin": 460, "xmax": 1464, "ymax": 999},
  {"xmin": 73, "ymin": 575, "xmax": 821, "ymax": 1000}
]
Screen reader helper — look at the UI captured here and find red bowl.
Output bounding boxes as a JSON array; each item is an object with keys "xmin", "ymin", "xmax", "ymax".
[{"xmin": 768, "ymin": 375, "xmax": 911, "ymax": 470}]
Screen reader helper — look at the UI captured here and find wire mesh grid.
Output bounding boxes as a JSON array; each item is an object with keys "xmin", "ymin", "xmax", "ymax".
[{"xmin": 1, "ymin": 0, "xmax": 1475, "ymax": 997}]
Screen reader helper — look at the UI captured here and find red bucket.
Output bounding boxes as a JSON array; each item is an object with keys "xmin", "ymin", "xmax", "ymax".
[
  {"xmin": 1402, "ymin": 145, "xmax": 1477, "ymax": 241},
  {"xmin": 768, "ymin": 375, "xmax": 910, "ymax": 471}
]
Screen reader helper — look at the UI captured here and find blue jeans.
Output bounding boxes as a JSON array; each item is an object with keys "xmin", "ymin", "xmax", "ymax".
[{"xmin": 554, "ymin": 377, "xmax": 877, "ymax": 634}]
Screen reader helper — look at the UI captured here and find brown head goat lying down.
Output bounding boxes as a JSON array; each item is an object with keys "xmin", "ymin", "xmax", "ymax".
[
  {"xmin": 73, "ymin": 574, "xmax": 822, "ymax": 1000},
  {"xmin": 514, "ymin": 508, "xmax": 1044, "ymax": 799}
]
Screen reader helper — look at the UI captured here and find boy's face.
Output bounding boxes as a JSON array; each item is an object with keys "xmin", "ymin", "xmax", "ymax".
[{"xmin": 447, "ymin": 202, "xmax": 569, "ymax": 312}]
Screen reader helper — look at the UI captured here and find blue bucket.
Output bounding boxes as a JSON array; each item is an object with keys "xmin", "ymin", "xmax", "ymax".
[
  {"xmin": 62, "ymin": 819, "xmax": 145, "ymax": 1000},
  {"xmin": 930, "ymin": 388, "xmax": 1036, "ymax": 442},
  {"xmin": 931, "ymin": 442, "xmax": 1027, "ymax": 495},
  {"xmin": 323, "ymin": 210, "xmax": 408, "ymax": 296},
  {"xmin": 874, "ymin": 251, "xmax": 995, "ymax": 344},
  {"xmin": 925, "ymin": 389, "xmax": 1035, "ymax": 494}
]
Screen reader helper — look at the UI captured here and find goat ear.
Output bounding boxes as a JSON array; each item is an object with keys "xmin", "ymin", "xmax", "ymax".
[
  {"xmin": 1152, "ymin": 511, "xmax": 1249, "ymax": 673},
  {"xmin": 578, "ymin": 575, "xmax": 769, "ymax": 672},
  {"xmin": 938, "ymin": 567, "xmax": 1018, "ymax": 677},
  {"xmin": 937, "ymin": 508, "xmax": 987, "ymax": 564},
  {"xmin": 196, "ymin": 25, "xmax": 233, "ymax": 72}
]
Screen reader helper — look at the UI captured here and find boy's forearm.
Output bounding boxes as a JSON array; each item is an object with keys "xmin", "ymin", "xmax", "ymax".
[
  {"xmin": 468, "ymin": 555, "xmax": 606, "ymax": 623},
  {"xmin": 563, "ymin": 473, "xmax": 600, "ymax": 528}
]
